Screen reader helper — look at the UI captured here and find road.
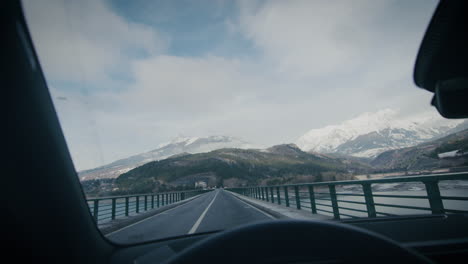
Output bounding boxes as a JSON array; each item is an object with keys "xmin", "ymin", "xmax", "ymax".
[{"xmin": 107, "ymin": 189, "xmax": 274, "ymax": 244}]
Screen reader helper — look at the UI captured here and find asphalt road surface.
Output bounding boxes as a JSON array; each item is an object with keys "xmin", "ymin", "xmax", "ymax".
[{"xmin": 107, "ymin": 189, "xmax": 274, "ymax": 244}]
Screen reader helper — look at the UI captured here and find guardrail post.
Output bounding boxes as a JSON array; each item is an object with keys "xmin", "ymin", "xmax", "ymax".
[
  {"xmin": 284, "ymin": 186, "xmax": 290, "ymax": 207},
  {"xmin": 270, "ymin": 187, "xmax": 275, "ymax": 203},
  {"xmin": 157, "ymin": 194, "xmax": 160, "ymax": 207},
  {"xmin": 144, "ymin": 195, "xmax": 148, "ymax": 211},
  {"xmin": 136, "ymin": 196, "xmax": 140, "ymax": 213},
  {"xmin": 294, "ymin": 186, "xmax": 301, "ymax": 210},
  {"xmin": 362, "ymin": 183, "xmax": 376, "ymax": 218},
  {"xmin": 151, "ymin": 195, "xmax": 155, "ymax": 209},
  {"xmin": 265, "ymin": 187, "xmax": 270, "ymax": 202},
  {"xmin": 166, "ymin": 193, "xmax": 169, "ymax": 205},
  {"xmin": 261, "ymin": 188, "xmax": 265, "ymax": 200},
  {"xmin": 256, "ymin": 187, "xmax": 259, "ymax": 199},
  {"xmin": 308, "ymin": 185, "xmax": 317, "ymax": 214},
  {"xmin": 181, "ymin": 192, "xmax": 185, "ymax": 201},
  {"xmin": 93, "ymin": 200, "xmax": 99, "ymax": 223},
  {"xmin": 276, "ymin": 187, "xmax": 281, "ymax": 205},
  {"xmin": 424, "ymin": 181, "xmax": 444, "ymax": 214},
  {"xmin": 111, "ymin": 198, "xmax": 116, "ymax": 220},
  {"xmin": 125, "ymin": 197, "xmax": 129, "ymax": 216},
  {"xmin": 329, "ymin": 185, "xmax": 340, "ymax": 220}
]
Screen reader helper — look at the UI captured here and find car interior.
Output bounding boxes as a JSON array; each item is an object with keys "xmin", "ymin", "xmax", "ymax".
[{"xmin": 3, "ymin": 0, "xmax": 468, "ymax": 263}]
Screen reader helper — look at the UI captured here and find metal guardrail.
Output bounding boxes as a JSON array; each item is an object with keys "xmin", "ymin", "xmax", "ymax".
[
  {"xmin": 228, "ymin": 172, "xmax": 468, "ymax": 220},
  {"xmin": 86, "ymin": 189, "xmax": 210, "ymax": 224}
]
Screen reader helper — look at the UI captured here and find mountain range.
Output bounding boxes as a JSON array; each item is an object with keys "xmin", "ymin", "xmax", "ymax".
[
  {"xmin": 79, "ymin": 109, "xmax": 468, "ymax": 182},
  {"xmin": 85, "ymin": 128, "xmax": 468, "ymax": 196},
  {"xmin": 114, "ymin": 144, "xmax": 370, "ymax": 194},
  {"xmin": 296, "ymin": 109, "xmax": 468, "ymax": 158},
  {"xmin": 371, "ymin": 128, "xmax": 468, "ymax": 170},
  {"xmin": 78, "ymin": 136, "xmax": 252, "ymax": 180}
]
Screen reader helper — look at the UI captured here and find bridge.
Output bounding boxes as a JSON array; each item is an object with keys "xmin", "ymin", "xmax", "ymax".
[{"xmin": 87, "ymin": 172, "xmax": 468, "ymax": 243}]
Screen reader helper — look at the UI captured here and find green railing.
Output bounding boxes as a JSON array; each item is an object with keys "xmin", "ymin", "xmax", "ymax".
[
  {"xmin": 229, "ymin": 172, "xmax": 468, "ymax": 220},
  {"xmin": 86, "ymin": 189, "xmax": 209, "ymax": 224}
]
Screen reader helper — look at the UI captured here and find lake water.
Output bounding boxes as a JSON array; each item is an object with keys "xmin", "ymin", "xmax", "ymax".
[{"xmin": 284, "ymin": 180, "xmax": 468, "ymax": 219}]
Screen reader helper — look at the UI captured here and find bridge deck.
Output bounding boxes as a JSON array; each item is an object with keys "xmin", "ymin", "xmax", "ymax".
[
  {"xmin": 106, "ymin": 189, "xmax": 273, "ymax": 243},
  {"xmin": 228, "ymin": 190, "xmax": 332, "ymax": 221}
]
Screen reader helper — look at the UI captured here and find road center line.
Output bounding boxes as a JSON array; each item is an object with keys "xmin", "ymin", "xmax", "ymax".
[
  {"xmin": 188, "ymin": 190, "xmax": 219, "ymax": 234},
  {"xmin": 105, "ymin": 193, "xmax": 206, "ymax": 237}
]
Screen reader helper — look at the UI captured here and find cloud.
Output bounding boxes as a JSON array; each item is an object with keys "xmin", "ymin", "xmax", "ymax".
[
  {"xmin": 235, "ymin": 0, "xmax": 385, "ymax": 78},
  {"xmin": 232, "ymin": 0, "xmax": 438, "ymax": 117},
  {"xmin": 23, "ymin": 0, "xmax": 168, "ymax": 83},
  {"xmin": 123, "ymin": 56, "xmax": 262, "ymax": 114},
  {"xmin": 21, "ymin": 0, "xmax": 440, "ymax": 170}
]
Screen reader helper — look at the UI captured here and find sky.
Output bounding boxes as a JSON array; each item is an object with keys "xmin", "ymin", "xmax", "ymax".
[{"xmin": 22, "ymin": 0, "xmax": 440, "ymax": 171}]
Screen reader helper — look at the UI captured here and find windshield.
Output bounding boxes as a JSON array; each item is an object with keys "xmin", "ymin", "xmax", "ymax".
[{"xmin": 22, "ymin": 0, "xmax": 468, "ymax": 244}]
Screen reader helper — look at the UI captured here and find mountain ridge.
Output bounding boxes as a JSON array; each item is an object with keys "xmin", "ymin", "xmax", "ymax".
[
  {"xmin": 114, "ymin": 144, "xmax": 370, "ymax": 194},
  {"xmin": 371, "ymin": 128, "xmax": 468, "ymax": 170},
  {"xmin": 78, "ymin": 135, "xmax": 254, "ymax": 180},
  {"xmin": 297, "ymin": 109, "xmax": 467, "ymax": 158}
]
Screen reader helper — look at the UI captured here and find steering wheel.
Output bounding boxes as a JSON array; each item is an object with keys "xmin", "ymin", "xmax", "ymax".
[{"xmin": 166, "ymin": 220, "xmax": 432, "ymax": 263}]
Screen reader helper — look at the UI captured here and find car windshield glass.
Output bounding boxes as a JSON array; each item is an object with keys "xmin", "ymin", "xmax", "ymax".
[{"xmin": 22, "ymin": 0, "xmax": 468, "ymax": 245}]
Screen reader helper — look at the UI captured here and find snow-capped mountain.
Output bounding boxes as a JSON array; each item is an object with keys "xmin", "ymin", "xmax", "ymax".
[
  {"xmin": 78, "ymin": 135, "xmax": 253, "ymax": 180},
  {"xmin": 296, "ymin": 109, "xmax": 467, "ymax": 158}
]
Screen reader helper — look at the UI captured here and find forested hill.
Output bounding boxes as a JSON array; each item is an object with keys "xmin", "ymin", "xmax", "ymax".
[
  {"xmin": 371, "ymin": 129, "xmax": 468, "ymax": 170},
  {"xmin": 115, "ymin": 144, "xmax": 370, "ymax": 194}
]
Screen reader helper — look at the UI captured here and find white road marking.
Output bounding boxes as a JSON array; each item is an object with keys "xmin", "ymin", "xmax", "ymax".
[
  {"xmin": 105, "ymin": 194, "xmax": 205, "ymax": 237},
  {"xmin": 188, "ymin": 190, "xmax": 219, "ymax": 234},
  {"xmin": 230, "ymin": 192, "xmax": 276, "ymax": 219}
]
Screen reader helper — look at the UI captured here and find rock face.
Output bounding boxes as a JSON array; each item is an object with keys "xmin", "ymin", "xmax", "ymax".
[
  {"xmin": 78, "ymin": 136, "xmax": 253, "ymax": 180},
  {"xmin": 297, "ymin": 109, "xmax": 467, "ymax": 158}
]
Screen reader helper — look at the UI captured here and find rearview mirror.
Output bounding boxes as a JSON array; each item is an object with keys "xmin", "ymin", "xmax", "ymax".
[{"xmin": 414, "ymin": 1, "xmax": 468, "ymax": 118}]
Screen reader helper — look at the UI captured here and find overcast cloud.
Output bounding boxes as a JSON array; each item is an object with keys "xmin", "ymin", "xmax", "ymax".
[{"xmin": 23, "ymin": 0, "xmax": 439, "ymax": 170}]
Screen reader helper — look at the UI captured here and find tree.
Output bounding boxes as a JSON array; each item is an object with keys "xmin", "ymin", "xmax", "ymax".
[{"xmin": 315, "ymin": 172, "xmax": 323, "ymax": 182}]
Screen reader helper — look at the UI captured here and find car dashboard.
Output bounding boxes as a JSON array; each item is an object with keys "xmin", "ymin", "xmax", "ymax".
[{"xmin": 109, "ymin": 214, "xmax": 468, "ymax": 264}]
